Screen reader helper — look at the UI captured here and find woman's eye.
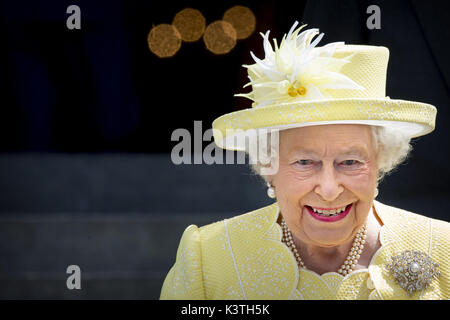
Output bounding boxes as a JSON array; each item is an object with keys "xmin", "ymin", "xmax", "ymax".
[
  {"xmin": 341, "ymin": 160, "xmax": 359, "ymax": 166},
  {"xmin": 297, "ymin": 159, "xmax": 314, "ymax": 166}
]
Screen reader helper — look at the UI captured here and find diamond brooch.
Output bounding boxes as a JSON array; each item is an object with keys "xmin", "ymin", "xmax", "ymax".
[{"xmin": 386, "ymin": 250, "xmax": 441, "ymax": 295}]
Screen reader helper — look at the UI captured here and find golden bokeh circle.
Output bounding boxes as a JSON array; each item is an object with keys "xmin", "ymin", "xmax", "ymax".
[
  {"xmin": 172, "ymin": 8, "xmax": 206, "ymax": 42},
  {"xmin": 203, "ymin": 20, "xmax": 237, "ymax": 55},
  {"xmin": 223, "ymin": 5, "xmax": 256, "ymax": 40},
  {"xmin": 147, "ymin": 24, "xmax": 182, "ymax": 58}
]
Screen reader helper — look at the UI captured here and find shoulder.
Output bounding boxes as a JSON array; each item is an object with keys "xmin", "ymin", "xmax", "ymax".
[
  {"xmin": 375, "ymin": 200, "xmax": 450, "ymax": 236},
  {"xmin": 169, "ymin": 203, "xmax": 281, "ymax": 300},
  {"xmin": 375, "ymin": 200, "xmax": 450, "ymax": 251},
  {"xmin": 198, "ymin": 202, "xmax": 279, "ymax": 241},
  {"xmin": 170, "ymin": 202, "xmax": 279, "ymax": 261}
]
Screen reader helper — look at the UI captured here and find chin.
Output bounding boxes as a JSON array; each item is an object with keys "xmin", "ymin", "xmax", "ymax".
[
  {"xmin": 304, "ymin": 224, "xmax": 356, "ymax": 247},
  {"xmin": 313, "ymin": 237, "xmax": 349, "ymax": 247}
]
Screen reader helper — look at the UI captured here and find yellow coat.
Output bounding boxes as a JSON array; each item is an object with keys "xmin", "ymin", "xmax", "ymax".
[{"xmin": 160, "ymin": 201, "xmax": 449, "ymax": 300}]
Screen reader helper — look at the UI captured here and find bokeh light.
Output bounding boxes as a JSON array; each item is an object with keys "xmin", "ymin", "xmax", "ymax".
[
  {"xmin": 203, "ymin": 20, "xmax": 237, "ymax": 55},
  {"xmin": 223, "ymin": 5, "xmax": 256, "ymax": 40},
  {"xmin": 147, "ymin": 24, "xmax": 182, "ymax": 58},
  {"xmin": 172, "ymin": 8, "xmax": 206, "ymax": 42}
]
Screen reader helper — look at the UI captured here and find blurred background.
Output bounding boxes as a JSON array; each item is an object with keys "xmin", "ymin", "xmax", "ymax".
[{"xmin": 0, "ymin": 0, "xmax": 449, "ymax": 299}]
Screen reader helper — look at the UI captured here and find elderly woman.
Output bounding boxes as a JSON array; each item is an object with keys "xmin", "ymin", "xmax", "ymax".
[{"xmin": 160, "ymin": 22, "xmax": 449, "ymax": 300}]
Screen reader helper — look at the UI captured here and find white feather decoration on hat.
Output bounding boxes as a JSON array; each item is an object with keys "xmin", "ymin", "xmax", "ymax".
[{"xmin": 236, "ymin": 21, "xmax": 364, "ymax": 107}]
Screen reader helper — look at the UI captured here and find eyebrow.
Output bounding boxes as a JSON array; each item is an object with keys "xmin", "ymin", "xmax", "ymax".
[
  {"xmin": 339, "ymin": 147, "xmax": 370, "ymax": 157},
  {"xmin": 288, "ymin": 146, "xmax": 369, "ymax": 158}
]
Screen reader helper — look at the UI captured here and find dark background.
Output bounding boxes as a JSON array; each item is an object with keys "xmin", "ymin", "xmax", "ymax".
[{"xmin": 0, "ymin": 0, "xmax": 449, "ymax": 299}]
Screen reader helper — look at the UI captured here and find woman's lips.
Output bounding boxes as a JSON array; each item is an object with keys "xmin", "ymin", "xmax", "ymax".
[{"xmin": 305, "ymin": 203, "xmax": 353, "ymax": 222}]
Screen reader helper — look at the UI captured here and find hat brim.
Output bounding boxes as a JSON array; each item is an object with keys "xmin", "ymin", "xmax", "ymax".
[{"xmin": 212, "ymin": 98, "xmax": 436, "ymax": 151}]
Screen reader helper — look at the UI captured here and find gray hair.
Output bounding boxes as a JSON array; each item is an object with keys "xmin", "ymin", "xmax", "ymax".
[{"xmin": 247, "ymin": 125, "xmax": 412, "ymax": 182}]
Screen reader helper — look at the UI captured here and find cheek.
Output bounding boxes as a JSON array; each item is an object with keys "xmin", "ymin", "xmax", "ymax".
[
  {"xmin": 273, "ymin": 167, "xmax": 315, "ymax": 210},
  {"xmin": 276, "ymin": 167, "xmax": 314, "ymax": 195},
  {"xmin": 343, "ymin": 164, "xmax": 378, "ymax": 194}
]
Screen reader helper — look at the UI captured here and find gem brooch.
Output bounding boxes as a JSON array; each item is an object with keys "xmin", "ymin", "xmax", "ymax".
[{"xmin": 386, "ymin": 250, "xmax": 441, "ymax": 295}]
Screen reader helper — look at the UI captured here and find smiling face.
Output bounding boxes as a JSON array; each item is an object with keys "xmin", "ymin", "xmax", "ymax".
[{"xmin": 270, "ymin": 124, "xmax": 379, "ymax": 248}]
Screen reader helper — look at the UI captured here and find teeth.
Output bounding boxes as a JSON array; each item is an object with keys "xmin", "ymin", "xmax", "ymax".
[{"xmin": 311, "ymin": 205, "xmax": 348, "ymax": 216}]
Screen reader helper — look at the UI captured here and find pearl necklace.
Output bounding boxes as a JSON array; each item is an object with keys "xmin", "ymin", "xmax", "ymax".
[{"xmin": 280, "ymin": 219, "xmax": 368, "ymax": 276}]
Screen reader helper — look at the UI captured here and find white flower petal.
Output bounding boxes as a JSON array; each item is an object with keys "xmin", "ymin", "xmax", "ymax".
[
  {"xmin": 250, "ymin": 51, "xmax": 284, "ymax": 81},
  {"xmin": 318, "ymin": 71, "xmax": 364, "ymax": 90},
  {"xmin": 317, "ymin": 42, "xmax": 345, "ymax": 57},
  {"xmin": 262, "ymin": 30, "xmax": 275, "ymax": 61},
  {"xmin": 286, "ymin": 21, "xmax": 300, "ymax": 40},
  {"xmin": 303, "ymin": 84, "xmax": 326, "ymax": 100},
  {"xmin": 236, "ymin": 22, "xmax": 365, "ymax": 107},
  {"xmin": 309, "ymin": 32, "xmax": 324, "ymax": 49}
]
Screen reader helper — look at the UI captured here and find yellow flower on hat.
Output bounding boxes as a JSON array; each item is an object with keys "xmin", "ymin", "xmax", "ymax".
[{"xmin": 236, "ymin": 21, "xmax": 364, "ymax": 107}]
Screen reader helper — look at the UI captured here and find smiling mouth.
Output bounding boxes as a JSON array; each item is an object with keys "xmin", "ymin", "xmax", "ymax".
[{"xmin": 305, "ymin": 203, "xmax": 353, "ymax": 220}]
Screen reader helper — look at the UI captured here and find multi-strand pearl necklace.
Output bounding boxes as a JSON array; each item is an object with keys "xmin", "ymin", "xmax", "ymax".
[{"xmin": 280, "ymin": 219, "xmax": 368, "ymax": 276}]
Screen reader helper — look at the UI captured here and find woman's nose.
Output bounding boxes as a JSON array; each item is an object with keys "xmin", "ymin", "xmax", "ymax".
[{"xmin": 313, "ymin": 164, "xmax": 344, "ymax": 202}]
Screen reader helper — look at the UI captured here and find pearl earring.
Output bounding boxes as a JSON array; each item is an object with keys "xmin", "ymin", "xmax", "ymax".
[
  {"xmin": 374, "ymin": 187, "xmax": 379, "ymax": 198},
  {"xmin": 267, "ymin": 182, "xmax": 276, "ymax": 199}
]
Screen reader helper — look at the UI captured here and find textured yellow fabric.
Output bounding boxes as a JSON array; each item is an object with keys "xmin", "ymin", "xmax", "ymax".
[
  {"xmin": 327, "ymin": 46, "xmax": 389, "ymax": 99},
  {"xmin": 212, "ymin": 45, "xmax": 437, "ymax": 151},
  {"xmin": 160, "ymin": 201, "xmax": 449, "ymax": 300}
]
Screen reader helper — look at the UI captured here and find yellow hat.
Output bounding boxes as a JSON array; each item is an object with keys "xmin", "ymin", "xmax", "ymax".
[{"xmin": 212, "ymin": 22, "xmax": 437, "ymax": 151}]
